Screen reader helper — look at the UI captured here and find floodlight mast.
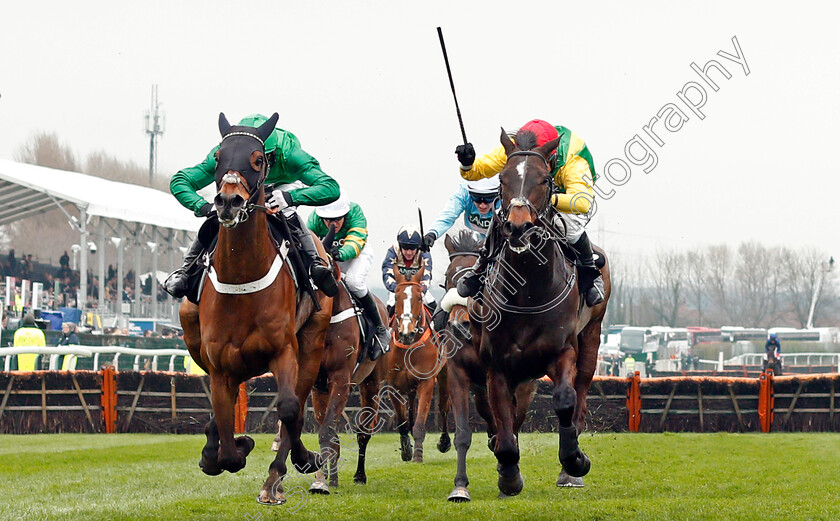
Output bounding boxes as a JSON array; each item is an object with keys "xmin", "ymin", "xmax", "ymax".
[{"xmin": 144, "ymin": 84, "xmax": 165, "ymax": 184}]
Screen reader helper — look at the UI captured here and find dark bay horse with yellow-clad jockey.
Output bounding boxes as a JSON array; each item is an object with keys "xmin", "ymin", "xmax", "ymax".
[
  {"xmin": 466, "ymin": 127, "xmax": 611, "ymax": 497},
  {"xmin": 178, "ymin": 113, "xmax": 334, "ymax": 505}
]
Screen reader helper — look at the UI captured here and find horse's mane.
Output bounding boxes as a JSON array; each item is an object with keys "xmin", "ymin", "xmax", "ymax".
[
  {"xmin": 449, "ymin": 229, "xmax": 484, "ymax": 253},
  {"xmin": 514, "ymin": 129, "xmax": 539, "ymax": 151}
]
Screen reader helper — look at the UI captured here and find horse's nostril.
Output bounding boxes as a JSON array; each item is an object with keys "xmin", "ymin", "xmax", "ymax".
[
  {"xmin": 522, "ymin": 221, "xmax": 535, "ymax": 232},
  {"xmin": 501, "ymin": 221, "xmax": 514, "ymax": 237},
  {"xmin": 214, "ymin": 194, "xmax": 225, "ymax": 207}
]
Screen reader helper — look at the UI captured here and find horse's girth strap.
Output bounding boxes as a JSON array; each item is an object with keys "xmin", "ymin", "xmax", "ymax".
[
  {"xmin": 206, "ymin": 241, "xmax": 289, "ymax": 295},
  {"xmin": 330, "ymin": 307, "xmax": 361, "ymax": 324}
]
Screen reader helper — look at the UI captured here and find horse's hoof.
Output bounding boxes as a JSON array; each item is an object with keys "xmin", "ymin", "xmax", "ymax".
[
  {"xmin": 557, "ymin": 470, "xmax": 585, "ymax": 488},
  {"xmin": 353, "ymin": 474, "xmax": 367, "ymax": 485},
  {"xmin": 448, "ymin": 486, "xmax": 471, "ymax": 502},
  {"xmin": 257, "ymin": 490, "xmax": 286, "ymax": 505},
  {"xmin": 438, "ymin": 434, "xmax": 452, "ymax": 453},
  {"xmin": 235, "ymin": 435, "xmax": 255, "ymax": 457},
  {"xmin": 293, "ymin": 451, "xmax": 321, "ymax": 474},
  {"xmin": 497, "ymin": 465, "xmax": 524, "ymax": 497},
  {"xmin": 400, "ymin": 438, "xmax": 413, "ymax": 462},
  {"xmin": 198, "ymin": 458, "xmax": 223, "ymax": 476},
  {"xmin": 412, "ymin": 455, "xmax": 423, "ymax": 463},
  {"xmin": 308, "ymin": 481, "xmax": 330, "ymax": 495},
  {"xmin": 561, "ymin": 451, "xmax": 591, "ymax": 478}
]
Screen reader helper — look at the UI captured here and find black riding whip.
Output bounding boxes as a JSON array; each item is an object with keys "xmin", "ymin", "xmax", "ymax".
[
  {"xmin": 418, "ymin": 207, "xmax": 428, "ymax": 252},
  {"xmin": 437, "ymin": 26, "xmax": 468, "ymax": 145}
]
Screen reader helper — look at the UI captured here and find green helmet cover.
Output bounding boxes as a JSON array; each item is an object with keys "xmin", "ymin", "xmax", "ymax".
[{"xmin": 237, "ymin": 114, "xmax": 279, "ymax": 153}]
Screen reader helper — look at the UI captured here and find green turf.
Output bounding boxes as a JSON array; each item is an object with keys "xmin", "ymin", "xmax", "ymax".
[{"xmin": 1, "ymin": 432, "xmax": 838, "ymax": 521}]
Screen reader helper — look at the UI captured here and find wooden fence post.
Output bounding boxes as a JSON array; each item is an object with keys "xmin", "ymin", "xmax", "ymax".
[
  {"xmin": 234, "ymin": 382, "xmax": 248, "ymax": 434},
  {"xmin": 100, "ymin": 366, "xmax": 117, "ymax": 433},
  {"xmin": 758, "ymin": 370, "xmax": 775, "ymax": 433},
  {"xmin": 627, "ymin": 371, "xmax": 641, "ymax": 432}
]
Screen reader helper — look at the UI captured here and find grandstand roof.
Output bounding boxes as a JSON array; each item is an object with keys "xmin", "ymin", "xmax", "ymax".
[{"xmin": 0, "ymin": 158, "xmax": 200, "ymax": 233}]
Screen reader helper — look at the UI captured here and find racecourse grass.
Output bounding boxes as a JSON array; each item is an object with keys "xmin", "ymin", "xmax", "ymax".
[{"xmin": 1, "ymin": 432, "xmax": 838, "ymax": 521}]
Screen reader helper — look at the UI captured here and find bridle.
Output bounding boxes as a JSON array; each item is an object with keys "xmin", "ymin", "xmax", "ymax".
[
  {"xmin": 498, "ymin": 150, "xmax": 555, "ymax": 225},
  {"xmin": 215, "ymin": 131, "xmax": 271, "ymax": 228}
]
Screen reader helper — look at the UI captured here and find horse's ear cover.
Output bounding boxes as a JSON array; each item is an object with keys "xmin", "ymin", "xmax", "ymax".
[
  {"xmin": 219, "ymin": 113, "xmax": 232, "ymax": 136},
  {"xmin": 256, "ymin": 113, "xmax": 280, "ymax": 144}
]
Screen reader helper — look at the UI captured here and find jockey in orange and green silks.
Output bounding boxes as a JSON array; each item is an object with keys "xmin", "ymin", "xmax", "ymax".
[
  {"xmin": 164, "ymin": 113, "xmax": 340, "ymax": 300},
  {"xmin": 307, "ymin": 193, "xmax": 391, "ymax": 360},
  {"xmin": 454, "ymin": 119, "xmax": 605, "ymax": 307}
]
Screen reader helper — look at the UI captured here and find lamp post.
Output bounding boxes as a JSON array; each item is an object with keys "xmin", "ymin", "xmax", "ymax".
[{"xmin": 806, "ymin": 257, "xmax": 835, "ymax": 330}]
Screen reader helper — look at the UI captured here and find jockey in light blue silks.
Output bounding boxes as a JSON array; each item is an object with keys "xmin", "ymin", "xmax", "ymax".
[
  {"xmin": 419, "ymin": 177, "xmax": 500, "ymax": 331},
  {"xmin": 421, "ymin": 176, "xmax": 500, "ymax": 249}
]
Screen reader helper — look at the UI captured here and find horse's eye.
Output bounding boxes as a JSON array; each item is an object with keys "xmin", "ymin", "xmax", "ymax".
[{"xmin": 255, "ymin": 157, "xmax": 263, "ymax": 166}]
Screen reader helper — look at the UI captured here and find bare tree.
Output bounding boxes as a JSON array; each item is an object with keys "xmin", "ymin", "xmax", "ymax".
[
  {"xmin": 733, "ymin": 242, "xmax": 782, "ymax": 327},
  {"xmin": 704, "ymin": 244, "xmax": 733, "ymax": 325},
  {"xmin": 648, "ymin": 250, "xmax": 685, "ymax": 326},
  {"xmin": 684, "ymin": 248, "xmax": 708, "ymax": 326},
  {"xmin": 782, "ymin": 250, "xmax": 837, "ymax": 327}
]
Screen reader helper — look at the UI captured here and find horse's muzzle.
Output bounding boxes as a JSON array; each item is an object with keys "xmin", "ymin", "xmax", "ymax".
[{"xmin": 215, "ymin": 193, "xmax": 247, "ymax": 227}]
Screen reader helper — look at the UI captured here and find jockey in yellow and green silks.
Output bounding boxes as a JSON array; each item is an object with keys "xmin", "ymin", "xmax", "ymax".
[
  {"xmin": 454, "ymin": 119, "xmax": 605, "ymax": 307},
  {"xmin": 307, "ymin": 193, "xmax": 391, "ymax": 360}
]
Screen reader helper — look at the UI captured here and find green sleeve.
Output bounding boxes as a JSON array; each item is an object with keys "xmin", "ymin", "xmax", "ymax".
[
  {"xmin": 276, "ymin": 135, "xmax": 340, "ymax": 207},
  {"xmin": 170, "ymin": 147, "xmax": 218, "ymax": 216},
  {"xmin": 337, "ymin": 204, "xmax": 368, "ymax": 261}
]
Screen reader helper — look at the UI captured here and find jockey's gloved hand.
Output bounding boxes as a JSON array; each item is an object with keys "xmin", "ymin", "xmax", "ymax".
[
  {"xmin": 266, "ymin": 190, "xmax": 293, "ymax": 211},
  {"xmin": 329, "ymin": 245, "xmax": 342, "ymax": 260},
  {"xmin": 422, "ymin": 232, "xmax": 437, "ymax": 250},
  {"xmin": 455, "ymin": 143, "xmax": 476, "ymax": 168},
  {"xmin": 199, "ymin": 202, "xmax": 215, "ymax": 217}
]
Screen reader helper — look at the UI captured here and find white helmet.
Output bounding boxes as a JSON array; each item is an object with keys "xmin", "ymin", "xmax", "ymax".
[
  {"xmin": 315, "ymin": 192, "xmax": 350, "ymax": 219},
  {"xmin": 466, "ymin": 176, "xmax": 500, "ymax": 196}
]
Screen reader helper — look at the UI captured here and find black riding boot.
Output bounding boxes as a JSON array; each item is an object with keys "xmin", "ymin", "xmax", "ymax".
[
  {"xmin": 456, "ymin": 216, "xmax": 500, "ymax": 299},
  {"xmin": 358, "ymin": 292, "xmax": 390, "ymax": 361},
  {"xmin": 570, "ymin": 232, "xmax": 604, "ymax": 307},
  {"xmin": 287, "ymin": 212, "xmax": 338, "ymax": 298},
  {"xmin": 163, "ymin": 236, "xmax": 205, "ymax": 298},
  {"xmin": 427, "ymin": 300, "xmax": 447, "ymax": 331}
]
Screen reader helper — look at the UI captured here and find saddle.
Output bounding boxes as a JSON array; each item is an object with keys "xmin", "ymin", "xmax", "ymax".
[{"xmin": 183, "ymin": 215, "xmax": 309, "ymax": 305}]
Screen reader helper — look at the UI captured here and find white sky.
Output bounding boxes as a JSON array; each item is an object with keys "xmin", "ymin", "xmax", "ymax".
[{"xmin": 1, "ymin": 1, "xmax": 839, "ymax": 290}]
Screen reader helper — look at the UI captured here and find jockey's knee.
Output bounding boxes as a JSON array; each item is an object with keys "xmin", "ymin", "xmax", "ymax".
[{"xmin": 345, "ymin": 277, "xmax": 367, "ymax": 298}]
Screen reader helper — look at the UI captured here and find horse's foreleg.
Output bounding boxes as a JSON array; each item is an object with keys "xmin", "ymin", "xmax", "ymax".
[
  {"xmin": 198, "ymin": 416, "xmax": 222, "ymax": 475},
  {"xmin": 309, "ymin": 389, "xmax": 332, "ymax": 494},
  {"xmin": 436, "ymin": 364, "xmax": 452, "ymax": 453},
  {"xmin": 391, "ymin": 385, "xmax": 413, "ymax": 462},
  {"xmin": 319, "ymin": 379, "xmax": 351, "ymax": 490},
  {"xmin": 411, "ymin": 377, "xmax": 436, "ymax": 463},
  {"xmin": 209, "ymin": 373, "xmax": 252, "ymax": 474},
  {"xmin": 472, "ymin": 382, "xmax": 497, "ymax": 451},
  {"xmin": 550, "ymin": 347, "xmax": 590, "ymax": 479},
  {"xmin": 487, "ymin": 370, "xmax": 523, "ymax": 497},
  {"xmin": 259, "ymin": 350, "xmax": 316, "ymax": 505},
  {"xmin": 514, "ymin": 381, "xmax": 538, "ymax": 434},
  {"xmin": 447, "ymin": 364, "xmax": 473, "ymax": 502},
  {"xmin": 353, "ymin": 376, "xmax": 381, "ymax": 485}
]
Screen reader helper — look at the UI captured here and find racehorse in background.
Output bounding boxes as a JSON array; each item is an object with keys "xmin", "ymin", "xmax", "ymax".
[
  {"xmin": 179, "ymin": 113, "xmax": 333, "ymax": 505},
  {"xmin": 472, "ymin": 128, "xmax": 611, "ymax": 497},
  {"xmin": 305, "ymin": 226, "xmax": 388, "ymax": 493},
  {"xmin": 436, "ymin": 230, "xmax": 537, "ymax": 502},
  {"xmin": 387, "ymin": 265, "xmax": 445, "ymax": 463}
]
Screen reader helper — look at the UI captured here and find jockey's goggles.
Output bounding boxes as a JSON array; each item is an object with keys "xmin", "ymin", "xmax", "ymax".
[
  {"xmin": 398, "ymin": 243, "xmax": 419, "ymax": 251},
  {"xmin": 470, "ymin": 194, "xmax": 496, "ymax": 205}
]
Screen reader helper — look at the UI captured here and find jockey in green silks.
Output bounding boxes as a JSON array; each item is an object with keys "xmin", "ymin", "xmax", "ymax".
[{"xmin": 164, "ymin": 113, "xmax": 339, "ymax": 299}]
